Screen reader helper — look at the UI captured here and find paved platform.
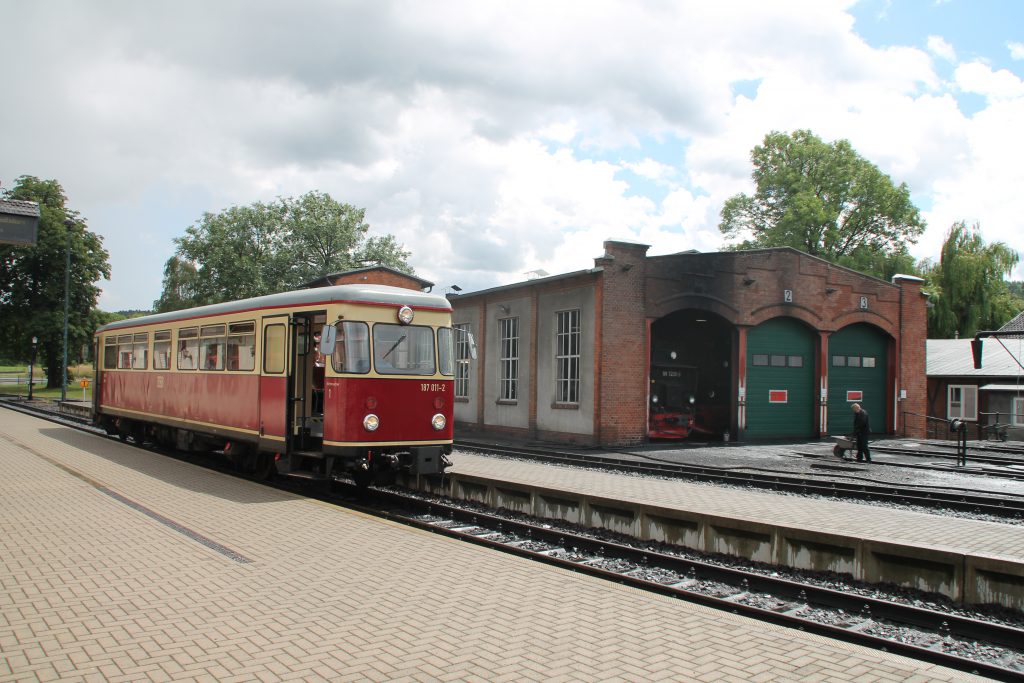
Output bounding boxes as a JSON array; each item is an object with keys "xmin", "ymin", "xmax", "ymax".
[
  {"xmin": 433, "ymin": 451, "xmax": 1024, "ymax": 608},
  {"xmin": 0, "ymin": 410, "xmax": 985, "ymax": 681}
]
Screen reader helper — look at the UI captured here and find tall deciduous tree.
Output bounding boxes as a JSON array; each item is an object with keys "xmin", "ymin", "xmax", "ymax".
[
  {"xmin": 719, "ymin": 130, "xmax": 925, "ymax": 278},
  {"xmin": 155, "ymin": 191, "xmax": 412, "ymax": 311},
  {"xmin": 924, "ymin": 222, "xmax": 1021, "ymax": 338},
  {"xmin": 0, "ymin": 176, "xmax": 111, "ymax": 387}
]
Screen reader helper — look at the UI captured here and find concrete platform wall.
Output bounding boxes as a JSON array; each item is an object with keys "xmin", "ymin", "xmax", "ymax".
[{"xmin": 409, "ymin": 472, "xmax": 1024, "ymax": 611}]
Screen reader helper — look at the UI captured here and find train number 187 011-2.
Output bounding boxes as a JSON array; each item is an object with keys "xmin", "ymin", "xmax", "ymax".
[{"xmin": 421, "ymin": 383, "xmax": 446, "ymax": 392}]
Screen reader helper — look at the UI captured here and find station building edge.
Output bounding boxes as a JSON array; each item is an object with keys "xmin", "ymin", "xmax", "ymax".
[{"xmin": 447, "ymin": 240, "xmax": 928, "ymax": 447}]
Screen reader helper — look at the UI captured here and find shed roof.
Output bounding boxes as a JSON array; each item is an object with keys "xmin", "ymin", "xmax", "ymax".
[
  {"xmin": 998, "ymin": 310, "xmax": 1024, "ymax": 334},
  {"xmin": 926, "ymin": 338, "xmax": 1024, "ymax": 377}
]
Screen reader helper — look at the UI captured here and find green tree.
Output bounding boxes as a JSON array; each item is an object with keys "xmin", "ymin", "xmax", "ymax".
[
  {"xmin": 719, "ymin": 130, "xmax": 925, "ymax": 278},
  {"xmin": 1, "ymin": 176, "xmax": 111, "ymax": 388},
  {"xmin": 923, "ymin": 221, "xmax": 1021, "ymax": 338},
  {"xmin": 155, "ymin": 191, "xmax": 412, "ymax": 311}
]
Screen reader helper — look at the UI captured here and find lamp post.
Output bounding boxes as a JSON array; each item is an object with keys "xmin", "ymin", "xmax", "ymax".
[
  {"xmin": 28, "ymin": 336, "xmax": 38, "ymax": 401},
  {"xmin": 62, "ymin": 219, "xmax": 73, "ymax": 402}
]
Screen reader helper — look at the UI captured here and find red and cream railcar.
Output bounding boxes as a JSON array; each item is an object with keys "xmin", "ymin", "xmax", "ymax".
[{"xmin": 93, "ymin": 284, "xmax": 455, "ymax": 484}]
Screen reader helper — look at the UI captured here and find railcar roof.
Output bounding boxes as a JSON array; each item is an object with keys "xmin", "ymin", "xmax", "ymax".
[{"xmin": 96, "ymin": 285, "xmax": 451, "ymax": 333}]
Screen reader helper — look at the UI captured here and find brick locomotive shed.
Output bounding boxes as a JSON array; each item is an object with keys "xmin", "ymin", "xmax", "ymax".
[{"xmin": 450, "ymin": 240, "xmax": 928, "ymax": 446}]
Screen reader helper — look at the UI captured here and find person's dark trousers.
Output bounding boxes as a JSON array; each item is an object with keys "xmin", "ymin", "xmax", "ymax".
[{"xmin": 856, "ymin": 434, "xmax": 871, "ymax": 462}]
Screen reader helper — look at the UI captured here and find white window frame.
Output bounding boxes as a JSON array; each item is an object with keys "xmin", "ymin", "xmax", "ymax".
[
  {"xmin": 555, "ymin": 309, "xmax": 580, "ymax": 404},
  {"xmin": 498, "ymin": 317, "xmax": 519, "ymax": 402},
  {"xmin": 1013, "ymin": 396, "xmax": 1024, "ymax": 427},
  {"xmin": 454, "ymin": 323, "xmax": 471, "ymax": 399},
  {"xmin": 947, "ymin": 384, "xmax": 978, "ymax": 421}
]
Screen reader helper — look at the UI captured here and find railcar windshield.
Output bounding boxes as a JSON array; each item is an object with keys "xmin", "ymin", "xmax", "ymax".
[
  {"xmin": 330, "ymin": 321, "xmax": 370, "ymax": 374},
  {"xmin": 373, "ymin": 324, "xmax": 435, "ymax": 375},
  {"xmin": 437, "ymin": 327, "xmax": 454, "ymax": 377}
]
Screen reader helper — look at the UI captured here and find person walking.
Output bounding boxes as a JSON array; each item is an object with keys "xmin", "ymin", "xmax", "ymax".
[{"xmin": 851, "ymin": 403, "xmax": 871, "ymax": 462}]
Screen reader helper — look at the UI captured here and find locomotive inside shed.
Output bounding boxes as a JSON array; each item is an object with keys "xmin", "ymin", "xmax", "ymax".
[{"xmin": 649, "ymin": 309, "xmax": 733, "ymax": 440}]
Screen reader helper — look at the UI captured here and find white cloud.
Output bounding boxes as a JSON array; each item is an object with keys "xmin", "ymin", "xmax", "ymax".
[
  {"xmin": 955, "ymin": 61, "xmax": 1024, "ymax": 100},
  {"xmin": 3, "ymin": 0, "xmax": 1023, "ymax": 308},
  {"xmin": 1010, "ymin": 41, "xmax": 1024, "ymax": 60},
  {"xmin": 927, "ymin": 35, "xmax": 957, "ymax": 63}
]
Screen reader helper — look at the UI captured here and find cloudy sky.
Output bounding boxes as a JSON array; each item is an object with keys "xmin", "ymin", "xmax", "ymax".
[{"xmin": 3, "ymin": 0, "xmax": 1022, "ymax": 310}]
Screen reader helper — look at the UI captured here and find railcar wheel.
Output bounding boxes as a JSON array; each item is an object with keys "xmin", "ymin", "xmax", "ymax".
[
  {"xmin": 250, "ymin": 453, "xmax": 275, "ymax": 481},
  {"xmin": 833, "ymin": 445, "xmax": 844, "ymax": 458},
  {"xmin": 353, "ymin": 469, "xmax": 372, "ymax": 489}
]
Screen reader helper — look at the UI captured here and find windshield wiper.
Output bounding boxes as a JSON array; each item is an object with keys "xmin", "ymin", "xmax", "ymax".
[{"xmin": 382, "ymin": 335, "xmax": 406, "ymax": 360}]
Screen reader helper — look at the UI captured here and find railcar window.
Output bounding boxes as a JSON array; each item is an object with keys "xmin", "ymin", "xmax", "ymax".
[
  {"xmin": 178, "ymin": 327, "xmax": 199, "ymax": 370},
  {"xmin": 200, "ymin": 325, "xmax": 226, "ymax": 371},
  {"xmin": 153, "ymin": 331, "xmax": 171, "ymax": 370},
  {"xmin": 373, "ymin": 323, "xmax": 435, "ymax": 375},
  {"xmin": 331, "ymin": 322, "xmax": 370, "ymax": 374},
  {"xmin": 227, "ymin": 321, "xmax": 256, "ymax": 371},
  {"xmin": 264, "ymin": 324, "xmax": 286, "ymax": 374},
  {"xmin": 453, "ymin": 323, "xmax": 470, "ymax": 397},
  {"xmin": 437, "ymin": 327, "xmax": 455, "ymax": 377},
  {"xmin": 103, "ymin": 337, "xmax": 117, "ymax": 370},
  {"xmin": 131, "ymin": 333, "xmax": 149, "ymax": 370},
  {"xmin": 117, "ymin": 334, "xmax": 133, "ymax": 369}
]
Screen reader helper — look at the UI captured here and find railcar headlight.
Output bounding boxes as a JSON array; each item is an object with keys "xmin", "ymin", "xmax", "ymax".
[
  {"xmin": 431, "ymin": 413, "xmax": 446, "ymax": 431},
  {"xmin": 363, "ymin": 414, "xmax": 380, "ymax": 432},
  {"xmin": 397, "ymin": 305, "xmax": 414, "ymax": 325}
]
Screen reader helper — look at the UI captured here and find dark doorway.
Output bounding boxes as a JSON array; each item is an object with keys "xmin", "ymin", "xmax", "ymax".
[{"xmin": 650, "ymin": 310, "xmax": 733, "ymax": 440}]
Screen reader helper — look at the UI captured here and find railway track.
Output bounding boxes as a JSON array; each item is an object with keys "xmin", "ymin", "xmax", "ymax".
[
  {"xmin": 456, "ymin": 440, "xmax": 1024, "ymax": 520},
  {"xmin": 4, "ymin": 398, "xmax": 1023, "ymax": 679},
  {"xmin": 321, "ymin": 485, "xmax": 1024, "ymax": 680}
]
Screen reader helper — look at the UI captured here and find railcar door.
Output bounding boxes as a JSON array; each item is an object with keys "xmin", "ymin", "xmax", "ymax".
[
  {"xmin": 258, "ymin": 315, "xmax": 290, "ymax": 453},
  {"xmin": 287, "ymin": 313, "xmax": 326, "ymax": 453}
]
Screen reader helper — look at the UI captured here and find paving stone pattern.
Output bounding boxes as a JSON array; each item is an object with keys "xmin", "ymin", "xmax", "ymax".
[{"xmin": 0, "ymin": 411, "xmax": 983, "ymax": 682}]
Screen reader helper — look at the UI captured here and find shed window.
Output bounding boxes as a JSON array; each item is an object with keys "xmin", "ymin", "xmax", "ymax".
[
  {"xmin": 1014, "ymin": 397, "xmax": 1024, "ymax": 427},
  {"xmin": 770, "ymin": 354, "xmax": 787, "ymax": 367},
  {"xmin": 752, "ymin": 354, "xmax": 769, "ymax": 366},
  {"xmin": 847, "ymin": 356, "xmax": 861, "ymax": 368},
  {"xmin": 499, "ymin": 317, "xmax": 519, "ymax": 401},
  {"xmin": 832, "ymin": 355, "xmax": 846, "ymax": 367},
  {"xmin": 862, "ymin": 356, "xmax": 876, "ymax": 368},
  {"xmin": 555, "ymin": 309, "xmax": 581, "ymax": 404},
  {"xmin": 453, "ymin": 323, "xmax": 471, "ymax": 398},
  {"xmin": 948, "ymin": 384, "xmax": 978, "ymax": 421},
  {"xmin": 787, "ymin": 355, "xmax": 803, "ymax": 368}
]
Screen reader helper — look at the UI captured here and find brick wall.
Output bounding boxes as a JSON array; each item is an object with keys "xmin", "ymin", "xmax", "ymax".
[
  {"xmin": 895, "ymin": 276, "xmax": 927, "ymax": 438},
  {"xmin": 324, "ymin": 270, "xmax": 427, "ymax": 290},
  {"xmin": 596, "ymin": 241, "xmax": 650, "ymax": 445}
]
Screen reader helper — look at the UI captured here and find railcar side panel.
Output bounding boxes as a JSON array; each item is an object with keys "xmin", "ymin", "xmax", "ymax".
[
  {"xmin": 258, "ymin": 375, "xmax": 288, "ymax": 441},
  {"xmin": 100, "ymin": 372, "xmax": 260, "ymax": 433}
]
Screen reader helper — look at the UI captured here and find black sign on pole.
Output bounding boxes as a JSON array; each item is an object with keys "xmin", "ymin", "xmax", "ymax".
[{"xmin": 0, "ymin": 199, "xmax": 41, "ymax": 246}]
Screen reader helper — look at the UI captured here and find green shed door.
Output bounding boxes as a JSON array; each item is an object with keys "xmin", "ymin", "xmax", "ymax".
[
  {"xmin": 745, "ymin": 318, "xmax": 816, "ymax": 439},
  {"xmin": 827, "ymin": 324, "xmax": 888, "ymax": 435}
]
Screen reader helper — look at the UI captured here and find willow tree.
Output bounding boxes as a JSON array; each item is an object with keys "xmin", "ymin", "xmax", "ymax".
[{"xmin": 924, "ymin": 222, "xmax": 1021, "ymax": 338}]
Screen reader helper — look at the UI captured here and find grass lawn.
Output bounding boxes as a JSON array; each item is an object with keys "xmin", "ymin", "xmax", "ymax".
[{"xmin": 0, "ymin": 362, "xmax": 94, "ymax": 402}]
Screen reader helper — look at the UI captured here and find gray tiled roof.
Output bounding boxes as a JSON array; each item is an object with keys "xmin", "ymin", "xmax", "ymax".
[
  {"xmin": 0, "ymin": 199, "xmax": 40, "ymax": 217},
  {"xmin": 927, "ymin": 338, "xmax": 1024, "ymax": 377},
  {"xmin": 998, "ymin": 310, "xmax": 1024, "ymax": 334}
]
